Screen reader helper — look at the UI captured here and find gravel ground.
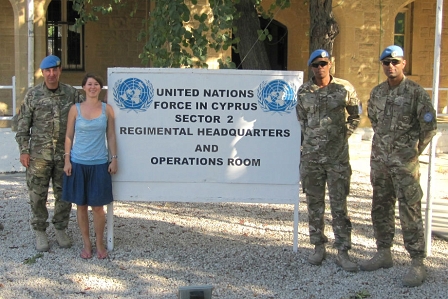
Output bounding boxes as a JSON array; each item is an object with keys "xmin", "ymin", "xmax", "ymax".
[{"xmin": 1, "ymin": 140, "xmax": 448, "ymax": 299}]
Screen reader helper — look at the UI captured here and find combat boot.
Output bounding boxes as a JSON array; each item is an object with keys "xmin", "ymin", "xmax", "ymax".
[
  {"xmin": 0, "ymin": 222, "xmax": 3, "ymax": 230},
  {"xmin": 402, "ymin": 258, "xmax": 426, "ymax": 287},
  {"xmin": 35, "ymin": 230, "xmax": 49, "ymax": 252},
  {"xmin": 308, "ymin": 244, "xmax": 326, "ymax": 265},
  {"xmin": 359, "ymin": 248, "xmax": 393, "ymax": 271},
  {"xmin": 55, "ymin": 229, "xmax": 72, "ymax": 248},
  {"xmin": 335, "ymin": 250, "xmax": 358, "ymax": 272}
]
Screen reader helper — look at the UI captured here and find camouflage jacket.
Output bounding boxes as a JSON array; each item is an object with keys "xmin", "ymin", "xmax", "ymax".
[
  {"xmin": 15, "ymin": 82, "xmax": 84, "ymax": 160},
  {"xmin": 296, "ymin": 76, "xmax": 360, "ymax": 164},
  {"xmin": 368, "ymin": 76, "xmax": 437, "ymax": 165}
]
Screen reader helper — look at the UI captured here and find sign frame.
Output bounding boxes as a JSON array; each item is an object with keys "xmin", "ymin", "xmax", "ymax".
[{"xmin": 105, "ymin": 68, "xmax": 303, "ymax": 252}]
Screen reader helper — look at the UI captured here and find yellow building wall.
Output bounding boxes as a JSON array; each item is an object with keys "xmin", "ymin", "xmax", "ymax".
[
  {"xmin": 0, "ymin": 0, "xmax": 148, "ymax": 124},
  {"xmin": 332, "ymin": 0, "xmax": 446, "ymax": 125},
  {"xmin": 0, "ymin": 0, "xmax": 16, "ymax": 116},
  {"xmin": 0, "ymin": 0, "xmax": 446, "ymax": 128},
  {"xmin": 82, "ymin": 3, "xmax": 149, "ymax": 83}
]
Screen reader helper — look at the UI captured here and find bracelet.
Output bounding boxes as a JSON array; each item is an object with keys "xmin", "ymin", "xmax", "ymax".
[
  {"xmin": 63, "ymin": 153, "xmax": 70, "ymax": 157},
  {"xmin": 111, "ymin": 155, "xmax": 118, "ymax": 159}
]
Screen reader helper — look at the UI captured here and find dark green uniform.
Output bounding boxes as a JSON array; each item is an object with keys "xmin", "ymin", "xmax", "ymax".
[
  {"xmin": 367, "ymin": 76, "xmax": 437, "ymax": 258},
  {"xmin": 15, "ymin": 82, "xmax": 83, "ymax": 231},
  {"xmin": 296, "ymin": 76, "xmax": 360, "ymax": 250}
]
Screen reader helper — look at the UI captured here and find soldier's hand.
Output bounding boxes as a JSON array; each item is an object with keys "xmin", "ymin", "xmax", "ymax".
[{"xmin": 20, "ymin": 154, "xmax": 30, "ymax": 168}]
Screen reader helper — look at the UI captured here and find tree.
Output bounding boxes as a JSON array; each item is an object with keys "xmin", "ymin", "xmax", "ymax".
[
  {"xmin": 233, "ymin": 0, "xmax": 270, "ymax": 69},
  {"xmin": 308, "ymin": 0, "xmax": 339, "ymax": 70},
  {"xmin": 72, "ymin": 0, "xmax": 290, "ymax": 69}
]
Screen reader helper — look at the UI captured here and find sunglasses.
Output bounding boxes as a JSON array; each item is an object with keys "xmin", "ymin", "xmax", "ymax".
[
  {"xmin": 381, "ymin": 59, "xmax": 402, "ymax": 66},
  {"xmin": 311, "ymin": 61, "xmax": 329, "ymax": 68}
]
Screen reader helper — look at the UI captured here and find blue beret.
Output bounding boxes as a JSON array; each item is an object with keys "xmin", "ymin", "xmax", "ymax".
[
  {"xmin": 380, "ymin": 45, "xmax": 404, "ymax": 61},
  {"xmin": 308, "ymin": 49, "xmax": 330, "ymax": 66},
  {"xmin": 40, "ymin": 55, "xmax": 61, "ymax": 69}
]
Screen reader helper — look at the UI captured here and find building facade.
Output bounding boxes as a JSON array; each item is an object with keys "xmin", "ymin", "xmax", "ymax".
[{"xmin": 0, "ymin": 0, "xmax": 446, "ymax": 128}]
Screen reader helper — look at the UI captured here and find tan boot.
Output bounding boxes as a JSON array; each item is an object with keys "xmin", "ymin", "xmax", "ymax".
[
  {"xmin": 55, "ymin": 229, "xmax": 72, "ymax": 248},
  {"xmin": 402, "ymin": 258, "xmax": 427, "ymax": 287},
  {"xmin": 359, "ymin": 248, "xmax": 393, "ymax": 271},
  {"xmin": 308, "ymin": 244, "xmax": 326, "ymax": 265},
  {"xmin": 335, "ymin": 250, "xmax": 359, "ymax": 272},
  {"xmin": 35, "ymin": 230, "xmax": 49, "ymax": 252}
]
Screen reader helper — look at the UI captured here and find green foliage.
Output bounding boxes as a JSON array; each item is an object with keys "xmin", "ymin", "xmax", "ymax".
[
  {"xmin": 72, "ymin": 0, "xmax": 290, "ymax": 68},
  {"xmin": 23, "ymin": 253, "xmax": 44, "ymax": 265},
  {"xmin": 72, "ymin": 0, "xmax": 136, "ymax": 24},
  {"xmin": 218, "ymin": 56, "xmax": 237, "ymax": 69},
  {"xmin": 257, "ymin": 29, "xmax": 272, "ymax": 42},
  {"xmin": 140, "ymin": 0, "xmax": 199, "ymax": 68}
]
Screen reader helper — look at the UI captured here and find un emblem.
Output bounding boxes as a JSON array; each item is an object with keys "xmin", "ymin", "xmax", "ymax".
[
  {"xmin": 257, "ymin": 79, "xmax": 297, "ymax": 113},
  {"xmin": 113, "ymin": 78, "xmax": 154, "ymax": 112}
]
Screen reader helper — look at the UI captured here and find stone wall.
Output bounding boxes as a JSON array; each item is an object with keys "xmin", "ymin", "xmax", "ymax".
[
  {"xmin": 0, "ymin": 0, "xmax": 14, "ymax": 116},
  {"xmin": 412, "ymin": 0, "xmax": 448, "ymax": 114}
]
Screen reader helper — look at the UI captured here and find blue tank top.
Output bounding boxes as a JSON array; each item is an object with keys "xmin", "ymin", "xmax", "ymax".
[{"xmin": 71, "ymin": 103, "xmax": 108, "ymax": 165}]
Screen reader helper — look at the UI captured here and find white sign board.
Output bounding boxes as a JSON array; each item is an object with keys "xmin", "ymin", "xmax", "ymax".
[{"xmin": 108, "ymin": 68, "xmax": 302, "ymax": 204}]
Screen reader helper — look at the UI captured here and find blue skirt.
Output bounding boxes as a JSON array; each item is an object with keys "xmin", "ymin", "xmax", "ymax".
[{"xmin": 63, "ymin": 162, "xmax": 113, "ymax": 206}]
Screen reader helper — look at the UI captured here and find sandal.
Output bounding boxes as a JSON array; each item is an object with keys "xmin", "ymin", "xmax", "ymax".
[
  {"xmin": 97, "ymin": 249, "xmax": 108, "ymax": 260},
  {"xmin": 80, "ymin": 248, "xmax": 92, "ymax": 259}
]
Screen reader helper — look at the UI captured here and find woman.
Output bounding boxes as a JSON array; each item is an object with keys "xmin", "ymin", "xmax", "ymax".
[{"xmin": 63, "ymin": 73, "xmax": 117, "ymax": 259}]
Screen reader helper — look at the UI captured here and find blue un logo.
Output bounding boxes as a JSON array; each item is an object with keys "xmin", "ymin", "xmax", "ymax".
[
  {"xmin": 113, "ymin": 78, "xmax": 154, "ymax": 112},
  {"xmin": 257, "ymin": 79, "xmax": 297, "ymax": 113}
]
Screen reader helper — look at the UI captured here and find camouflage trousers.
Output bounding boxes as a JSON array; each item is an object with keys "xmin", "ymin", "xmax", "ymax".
[
  {"xmin": 26, "ymin": 157, "xmax": 72, "ymax": 231},
  {"xmin": 300, "ymin": 160, "xmax": 352, "ymax": 250},
  {"xmin": 370, "ymin": 159, "xmax": 425, "ymax": 258}
]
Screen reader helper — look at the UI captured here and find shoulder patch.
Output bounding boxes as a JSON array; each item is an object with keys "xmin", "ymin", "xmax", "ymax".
[{"xmin": 423, "ymin": 112, "xmax": 434, "ymax": 122}]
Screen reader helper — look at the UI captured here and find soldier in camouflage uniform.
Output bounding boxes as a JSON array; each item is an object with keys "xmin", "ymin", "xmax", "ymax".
[
  {"xmin": 359, "ymin": 45, "xmax": 437, "ymax": 287},
  {"xmin": 296, "ymin": 49, "xmax": 361, "ymax": 272},
  {"xmin": 15, "ymin": 55, "xmax": 84, "ymax": 252}
]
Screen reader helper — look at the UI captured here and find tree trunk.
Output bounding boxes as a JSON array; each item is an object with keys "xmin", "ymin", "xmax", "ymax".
[
  {"xmin": 234, "ymin": 0, "xmax": 271, "ymax": 70},
  {"xmin": 309, "ymin": 0, "xmax": 339, "ymax": 76}
]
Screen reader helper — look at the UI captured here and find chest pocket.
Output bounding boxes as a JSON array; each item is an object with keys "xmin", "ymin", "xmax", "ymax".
[
  {"xmin": 324, "ymin": 85, "xmax": 348, "ymax": 128},
  {"xmin": 301, "ymin": 93, "xmax": 320, "ymax": 128},
  {"xmin": 326, "ymin": 93, "xmax": 346, "ymax": 122},
  {"xmin": 326, "ymin": 85, "xmax": 347, "ymax": 110},
  {"xmin": 34, "ymin": 98, "xmax": 56, "ymax": 124},
  {"xmin": 391, "ymin": 96, "xmax": 413, "ymax": 130}
]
